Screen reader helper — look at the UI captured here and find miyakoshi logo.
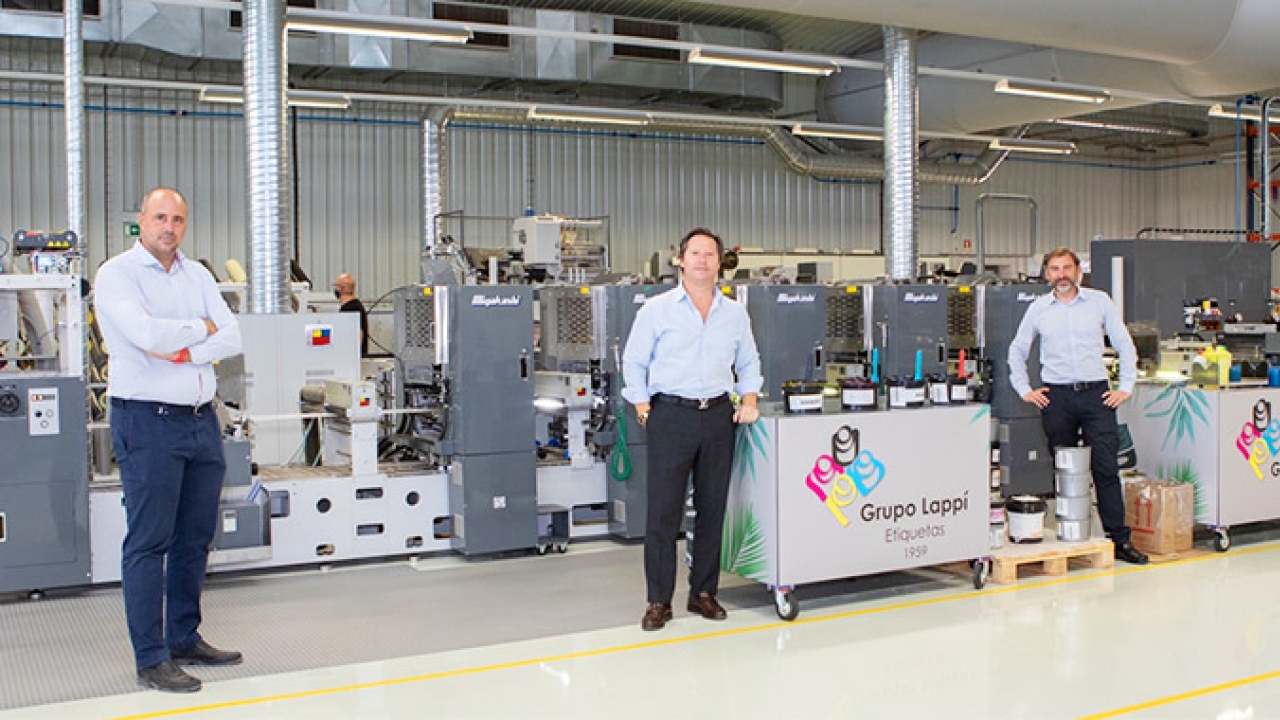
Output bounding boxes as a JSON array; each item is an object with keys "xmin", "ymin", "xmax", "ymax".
[
  {"xmin": 902, "ymin": 292, "xmax": 939, "ymax": 303},
  {"xmin": 1016, "ymin": 292, "xmax": 1040, "ymax": 303},
  {"xmin": 777, "ymin": 292, "xmax": 817, "ymax": 304},
  {"xmin": 803, "ymin": 424, "xmax": 887, "ymax": 527},
  {"xmin": 471, "ymin": 294, "xmax": 522, "ymax": 307}
]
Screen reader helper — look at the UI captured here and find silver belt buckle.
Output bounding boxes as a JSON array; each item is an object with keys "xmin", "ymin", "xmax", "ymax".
[{"xmin": 698, "ymin": 397, "xmax": 710, "ymax": 410}]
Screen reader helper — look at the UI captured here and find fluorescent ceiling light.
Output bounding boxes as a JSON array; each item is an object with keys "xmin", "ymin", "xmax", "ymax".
[
  {"xmin": 1207, "ymin": 103, "xmax": 1265, "ymax": 122},
  {"xmin": 988, "ymin": 137, "xmax": 1077, "ymax": 155},
  {"xmin": 199, "ymin": 88, "xmax": 352, "ymax": 110},
  {"xmin": 1045, "ymin": 117, "xmax": 1192, "ymax": 138},
  {"xmin": 791, "ymin": 122, "xmax": 881, "ymax": 142},
  {"xmin": 287, "ymin": 15, "xmax": 472, "ymax": 43},
  {"xmin": 994, "ymin": 78, "xmax": 1111, "ymax": 105},
  {"xmin": 689, "ymin": 47, "xmax": 838, "ymax": 77},
  {"xmin": 527, "ymin": 105, "xmax": 651, "ymax": 126}
]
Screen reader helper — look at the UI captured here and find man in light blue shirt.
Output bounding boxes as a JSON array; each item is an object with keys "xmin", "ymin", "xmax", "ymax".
[
  {"xmin": 95, "ymin": 187, "xmax": 244, "ymax": 692},
  {"xmin": 1008, "ymin": 247, "xmax": 1147, "ymax": 564},
  {"xmin": 623, "ymin": 228, "xmax": 762, "ymax": 631}
]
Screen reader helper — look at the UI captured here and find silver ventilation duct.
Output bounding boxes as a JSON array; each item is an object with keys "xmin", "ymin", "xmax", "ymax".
[
  {"xmin": 446, "ymin": 108, "xmax": 1011, "ymax": 185},
  {"xmin": 243, "ymin": 0, "xmax": 291, "ymax": 314},
  {"xmin": 63, "ymin": 1, "xmax": 85, "ymax": 254},
  {"xmin": 883, "ymin": 26, "xmax": 918, "ymax": 282},
  {"xmin": 422, "ymin": 111, "xmax": 446, "ymax": 253}
]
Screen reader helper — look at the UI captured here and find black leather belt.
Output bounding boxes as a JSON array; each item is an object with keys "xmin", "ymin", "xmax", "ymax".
[
  {"xmin": 111, "ymin": 397, "xmax": 213, "ymax": 417},
  {"xmin": 652, "ymin": 393, "xmax": 731, "ymax": 410},
  {"xmin": 1047, "ymin": 381, "xmax": 1109, "ymax": 392}
]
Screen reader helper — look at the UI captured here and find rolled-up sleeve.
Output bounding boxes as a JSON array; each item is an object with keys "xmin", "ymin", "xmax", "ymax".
[
  {"xmin": 186, "ymin": 273, "xmax": 242, "ymax": 365},
  {"xmin": 733, "ymin": 310, "xmax": 763, "ymax": 397}
]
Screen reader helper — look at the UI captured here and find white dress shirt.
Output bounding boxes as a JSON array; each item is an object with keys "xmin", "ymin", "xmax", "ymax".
[
  {"xmin": 94, "ymin": 242, "xmax": 242, "ymax": 406},
  {"xmin": 622, "ymin": 285, "xmax": 763, "ymax": 404},
  {"xmin": 1007, "ymin": 286, "xmax": 1137, "ymax": 397}
]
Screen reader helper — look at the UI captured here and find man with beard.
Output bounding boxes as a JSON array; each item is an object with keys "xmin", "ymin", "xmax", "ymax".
[{"xmin": 1008, "ymin": 247, "xmax": 1147, "ymax": 565}]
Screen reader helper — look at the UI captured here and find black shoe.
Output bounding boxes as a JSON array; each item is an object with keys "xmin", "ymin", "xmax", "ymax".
[
  {"xmin": 1115, "ymin": 541, "xmax": 1149, "ymax": 565},
  {"xmin": 171, "ymin": 639, "xmax": 243, "ymax": 667},
  {"xmin": 137, "ymin": 660, "xmax": 202, "ymax": 693}
]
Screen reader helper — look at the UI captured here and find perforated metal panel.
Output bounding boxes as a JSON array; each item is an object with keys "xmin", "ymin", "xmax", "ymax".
[
  {"xmin": 538, "ymin": 287, "xmax": 597, "ymax": 371},
  {"xmin": 402, "ymin": 293, "xmax": 436, "ymax": 352},
  {"xmin": 825, "ymin": 288, "xmax": 865, "ymax": 357},
  {"xmin": 947, "ymin": 289, "xmax": 978, "ymax": 350}
]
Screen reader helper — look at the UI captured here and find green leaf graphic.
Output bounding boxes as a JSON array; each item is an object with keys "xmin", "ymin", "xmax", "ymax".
[
  {"xmin": 732, "ymin": 421, "xmax": 771, "ymax": 485},
  {"xmin": 1144, "ymin": 387, "xmax": 1210, "ymax": 449},
  {"xmin": 722, "ymin": 503, "xmax": 767, "ymax": 581}
]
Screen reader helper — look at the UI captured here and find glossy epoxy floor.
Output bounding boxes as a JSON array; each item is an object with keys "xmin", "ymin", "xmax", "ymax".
[{"xmin": 6, "ymin": 541, "xmax": 1280, "ymax": 720}]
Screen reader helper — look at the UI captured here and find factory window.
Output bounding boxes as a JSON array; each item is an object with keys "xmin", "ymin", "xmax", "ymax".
[
  {"xmin": 0, "ymin": 0, "xmax": 100, "ymax": 17},
  {"xmin": 432, "ymin": 2, "xmax": 509, "ymax": 49},
  {"xmin": 611, "ymin": 18, "xmax": 679, "ymax": 62},
  {"xmin": 230, "ymin": 0, "xmax": 316, "ymax": 30}
]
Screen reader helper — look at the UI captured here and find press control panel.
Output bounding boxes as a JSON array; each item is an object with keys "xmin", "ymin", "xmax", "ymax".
[{"xmin": 27, "ymin": 387, "xmax": 59, "ymax": 436}]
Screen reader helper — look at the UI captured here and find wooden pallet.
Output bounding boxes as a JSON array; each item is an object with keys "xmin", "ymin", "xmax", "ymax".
[{"xmin": 991, "ymin": 534, "xmax": 1114, "ymax": 584}]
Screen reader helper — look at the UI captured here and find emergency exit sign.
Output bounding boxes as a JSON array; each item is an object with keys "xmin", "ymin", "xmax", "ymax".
[{"xmin": 125, "ymin": 222, "xmax": 140, "ymax": 237}]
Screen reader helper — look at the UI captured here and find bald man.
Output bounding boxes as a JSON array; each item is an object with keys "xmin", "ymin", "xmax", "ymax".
[
  {"xmin": 333, "ymin": 273, "xmax": 369, "ymax": 357},
  {"xmin": 95, "ymin": 187, "xmax": 244, "ymax": 692}
]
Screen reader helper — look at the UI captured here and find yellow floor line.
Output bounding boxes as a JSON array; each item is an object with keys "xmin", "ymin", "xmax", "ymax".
[
  {"xmin": 109, "ymin": 540, "xmax": 1280, "ymax": 720},
  {"xmin": 1078, "ymin": 667, "xmax": 1280, "ymax": 719}
]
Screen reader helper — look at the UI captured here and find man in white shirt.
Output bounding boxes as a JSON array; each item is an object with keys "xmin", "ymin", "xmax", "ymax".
[
  {"xmin": 1008, "ymin": 247, "xmax": 1147, "ymax": 565},
  {"xmin": 623, "ymin": 228, "xmax": 763, "ymax": 631},
  {"xmin": 95, "ymin": 187, "xmax": 245, "ymax": 692}
]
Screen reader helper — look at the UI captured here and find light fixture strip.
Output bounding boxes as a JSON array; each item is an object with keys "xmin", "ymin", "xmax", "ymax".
[
  {"xmin": 527, "ymin": 105, "xmax": 651, "ymax": 126},
  {"xmin": 199, "ymin": 88, "xmax": 350, "ymax": 109},
  {"xmin": 286, "ymin": 15, "xmax": 472, "ymax": 44},
  {"xmin": 1207, "ymin": 103, "xmax": 1267, "ymax": 123},
  {"xmin": 994, "ymin": 78, "xmax": 1111, "ymax": 105},
  {"xmin": 988, "ymin": 137, "xmax": 1077, "ymax": 155},
  {"xmin": 791, "ymin": 122, "xmax": 881, "ymax": 142},
  {"xmin": 688, "ymin": 47, "xmax": 838, "ymax": 77}
]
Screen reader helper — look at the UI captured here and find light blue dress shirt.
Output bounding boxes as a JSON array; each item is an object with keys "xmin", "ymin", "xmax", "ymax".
[
  {"xmin": 1007, "ymin": 286, "xmax": 1137, "ymax": 397},
  {"xmin": 95, "ymin": 242, "xmax": 243, "ymax": 406},
  {"xmin": 622, "ymin": 285, "xmax": 763, "ymax": 404}
]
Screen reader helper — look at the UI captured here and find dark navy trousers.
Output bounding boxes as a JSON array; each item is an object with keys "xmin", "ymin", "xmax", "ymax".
[
  {"xmin": 1040, "ymin": 384, "xmax": 1130, "ymax": 545},
  {"xmin": 111, "ymin": 398, "xmax": 226, "ymax": 670}
]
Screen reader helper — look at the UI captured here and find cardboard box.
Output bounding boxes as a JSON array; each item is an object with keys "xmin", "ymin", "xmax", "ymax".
[{"xmin": 1124, "ymin": 479, "xmax": 1194, "ymax": 555}]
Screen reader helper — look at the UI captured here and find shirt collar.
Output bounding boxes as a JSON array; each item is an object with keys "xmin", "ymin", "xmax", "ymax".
[
  {"xmin": 1048, "ymin": 288, "xmax": 1087, "ymax": 306},
  {"xmin": 675, "ymin": 282, "xmax": 726, "ymax": 309},
  {"xmin": 129, "ymin": 240, "xmax": 186, "ymax": 272}
]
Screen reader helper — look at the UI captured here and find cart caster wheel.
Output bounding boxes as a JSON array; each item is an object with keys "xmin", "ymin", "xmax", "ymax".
[
  {"xmin": 973, "ymin": 560, "xmax": 989, "ymax": 590},
  {"xmin": 1213, "ymin": 529, "xmax": 1231, "ymax": 552},
  {"xmin": 774, "ymin": 589, "xmax": 799, "ymax": 621},
  {"xmin": 555, "ymin": 542, "xmax": 569, "ymax": 554}
]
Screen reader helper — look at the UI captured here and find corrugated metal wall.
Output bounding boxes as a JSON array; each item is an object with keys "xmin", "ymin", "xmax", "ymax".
[{"xmin": 0, "ymin": 92, "xmax": 1251, "ymax": 296}]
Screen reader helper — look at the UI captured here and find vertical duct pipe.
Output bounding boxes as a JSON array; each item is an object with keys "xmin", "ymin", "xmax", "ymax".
[
  {"xmin": 244, "ymin": 0, "xmax": 292, "ymax": 314},
  {"xmin": 882, "ymin": 26, "xmax": 919, "ymax": 282},
  {"xmin": 1262, "ymin": 97, "xmax": 1277, "ymax": 245},
  {"xmin": 64, "ymin": 0, "xmax": 86, "ymax": 256},
  {"xmin": 421, "ymin": 112, "xmax": 444, "ymax": 253}
]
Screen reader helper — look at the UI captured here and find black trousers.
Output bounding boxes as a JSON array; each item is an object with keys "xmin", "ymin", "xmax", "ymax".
[
  {"xmin": 644, "ymin": 399, "xmax": 735, "ymax": 605},
  {"xmin": 1041, "ymin": 384, "xmax": 1130, "ymax": 544}
]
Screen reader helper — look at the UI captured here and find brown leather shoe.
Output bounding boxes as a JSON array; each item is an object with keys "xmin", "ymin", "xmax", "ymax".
[
  {"xmin": 641, "ymin": 603, "xmax": 673, "ymax": 631},
  {"xmin": 687, "ymin": 592, "xmax": 727, "ymax": 621}
]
